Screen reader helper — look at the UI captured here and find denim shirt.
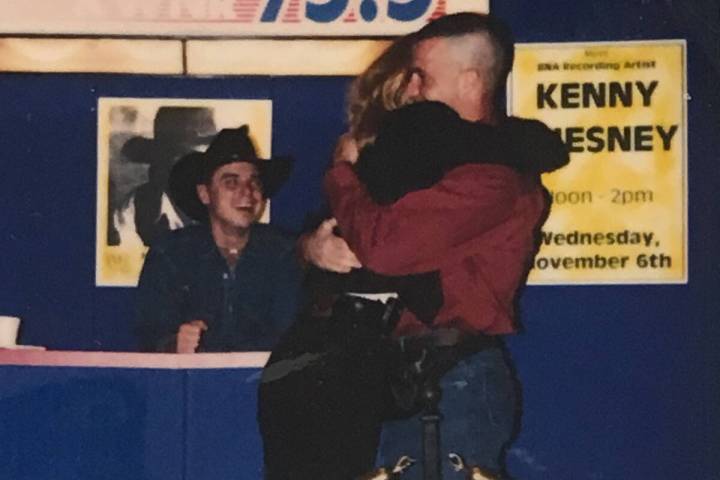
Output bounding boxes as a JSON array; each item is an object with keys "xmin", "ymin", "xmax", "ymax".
[{"xmin": 135, "ymin": 224, "xmax": 303, "ymax": 352}]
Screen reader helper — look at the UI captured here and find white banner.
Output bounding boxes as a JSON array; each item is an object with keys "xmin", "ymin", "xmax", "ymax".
[{"xmin": 0, "ymin": 0, "xmax": 487, "ymax": 37}]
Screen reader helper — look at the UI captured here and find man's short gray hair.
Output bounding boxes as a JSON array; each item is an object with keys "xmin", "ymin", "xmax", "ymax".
[{"xmin": 416, "ymin": 12, "xmax": 514, "ymax": 96}]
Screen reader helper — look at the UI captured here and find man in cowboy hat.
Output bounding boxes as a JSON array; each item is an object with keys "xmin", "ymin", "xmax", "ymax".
[
  {"xmin": 113, "ymin": 106, "xmax": 218, "ymax": 247},
  {"xmin": 135, "ymin": 126, "xmax": 303, "ymax": 353}
]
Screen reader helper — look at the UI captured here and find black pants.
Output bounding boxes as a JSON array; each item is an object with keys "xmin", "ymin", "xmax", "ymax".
[{"xmin": 258, "ymin": 297, "xmax": 400, "ymax": 480}]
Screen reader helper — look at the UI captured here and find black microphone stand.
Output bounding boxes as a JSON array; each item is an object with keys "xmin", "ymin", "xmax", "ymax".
[{"xmin": 420, "ymin": 380, "xmax": 443, "ymax": 480}]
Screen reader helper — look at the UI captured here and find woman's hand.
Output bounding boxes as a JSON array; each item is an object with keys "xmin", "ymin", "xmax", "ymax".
[{"xmin": 333, "ymin": 133, "xmax": 359, "ymax": 165}]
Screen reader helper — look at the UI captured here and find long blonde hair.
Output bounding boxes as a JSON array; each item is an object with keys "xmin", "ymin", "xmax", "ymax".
[{"xmin": 347, "ymin": 34, "xmax": 417, "ymax": 147}]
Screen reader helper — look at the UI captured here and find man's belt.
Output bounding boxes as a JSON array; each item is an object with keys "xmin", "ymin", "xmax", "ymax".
[
  {"xmin": 397, "ymin": 328, "xmax": 501, "ymax": 355},
  {"xmin": 386, "ymin": 329, "xmax": 501, "ymax": 418}
]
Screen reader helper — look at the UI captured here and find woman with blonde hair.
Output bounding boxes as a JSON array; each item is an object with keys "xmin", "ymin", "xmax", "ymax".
[
  {"xmin": 259, "ymin": 38, "xmax": 439, "ymax": 480},
  {"xmin": 346, "ymin": 33, "xmax": 419, "ymax": 148}
]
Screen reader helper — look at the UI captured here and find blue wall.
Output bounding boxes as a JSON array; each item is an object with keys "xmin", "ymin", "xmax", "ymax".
[
  {"xmin": 494, "ymin": 1, "xmax": 720, "ymax": 478},
  {"xmin": 0, "ymin": 75, "xmax": 350, "ymax": 350},
  {"xmin": 0, "ymin": 0, "xmax": 718, "ymax": 478}
]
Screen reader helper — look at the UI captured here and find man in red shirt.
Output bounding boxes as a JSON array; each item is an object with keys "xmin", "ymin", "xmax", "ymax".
[{"xmin": 324, "ymin": 13, "xmax": 562, "ymax": 479}]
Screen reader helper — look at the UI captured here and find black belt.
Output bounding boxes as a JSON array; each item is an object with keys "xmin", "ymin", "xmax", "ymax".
[
  {"xmin": 386, "ymin": 328, "xmax": 501, "ymax": 418},
  {"xmin": 397, "ymin": 328, "xmax": 501, "ymax": 356},
  {"xmin": 331, "ymin": 296, "xmax": 499, "ymax": 355}
]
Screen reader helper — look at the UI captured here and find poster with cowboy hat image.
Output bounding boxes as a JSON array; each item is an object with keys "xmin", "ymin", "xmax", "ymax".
[{"xmin": 96, "ymin": 97, "xmax": 272, "ymax": 287}]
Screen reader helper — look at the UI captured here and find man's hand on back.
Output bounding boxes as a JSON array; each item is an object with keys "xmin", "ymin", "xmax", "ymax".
[
  {"xmin": 298, "ymin": 132, "xmax": 362, "ymax": 274},
  {"xmin": 299, "ymin": 218, "xmax": 361, "ymax": 273}
]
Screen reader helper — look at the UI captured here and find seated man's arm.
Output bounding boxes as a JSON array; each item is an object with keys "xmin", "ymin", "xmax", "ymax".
[
  {"xmin": 324, "ymin": 162, "xmax": 520, "ymax": 276},
  {"xmin": 266, "ymin": 244, "xmax": 306, "ymax": 343},
  {"xmin": 135, "ymin": 246, "xmax": 198, "ymax": 352}
]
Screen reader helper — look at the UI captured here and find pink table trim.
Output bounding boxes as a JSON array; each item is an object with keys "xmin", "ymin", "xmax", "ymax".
[{"xmin": 0, "ymin": 350, "xmax": 270, "ymax": 369}]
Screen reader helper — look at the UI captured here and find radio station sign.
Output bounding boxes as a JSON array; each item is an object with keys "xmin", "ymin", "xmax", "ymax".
[
  {"xmin": 0, "ymin": 0, "xmax": 486, "ymax": 37},
  {"xmin": 509, "ymin": 40, "xmax": 687, "ymax": 284}
]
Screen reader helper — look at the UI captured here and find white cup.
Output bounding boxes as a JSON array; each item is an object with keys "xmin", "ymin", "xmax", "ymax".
[{"xmin": 0, "ymin": 316, "xmax": 21, "ymax": 347}]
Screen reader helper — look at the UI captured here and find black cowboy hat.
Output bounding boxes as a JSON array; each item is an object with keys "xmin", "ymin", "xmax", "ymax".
[
  {"xmin": 121, "ymin": 107, "xmax": 218, "ymax": 164},
  {"xmin": 168, "ymin": 126, "xmax": 293, "ymax": 221}
]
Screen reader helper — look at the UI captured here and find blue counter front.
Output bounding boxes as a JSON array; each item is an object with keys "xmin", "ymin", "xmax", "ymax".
[{"xmin": 0, "ymin": 351, "xmax": 270, "ymax": 480}]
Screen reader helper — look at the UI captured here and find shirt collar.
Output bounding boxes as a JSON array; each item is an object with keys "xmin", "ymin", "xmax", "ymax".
[{"xmin": 196, "ymin": 223, "xmax": 262, "ymax": 264}]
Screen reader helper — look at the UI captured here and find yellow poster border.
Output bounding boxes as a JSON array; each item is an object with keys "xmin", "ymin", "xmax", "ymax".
[
  {"xmin": 507, "ymin": 39, "xmax": 688, "ymax": 286},
  {"xmin": 95, "ymin": 97, "xmax": 274, "ymax": 287}
]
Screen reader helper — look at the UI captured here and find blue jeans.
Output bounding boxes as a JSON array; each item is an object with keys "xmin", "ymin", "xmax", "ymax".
[{"xmin": 378, "ymin": 345, "xmax": 520, "ymax": 479}]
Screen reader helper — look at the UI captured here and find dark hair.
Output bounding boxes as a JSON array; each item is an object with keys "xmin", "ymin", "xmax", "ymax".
[{"xmin": 416, "ymin": 12, "xmax": 515, "ymax": 93}]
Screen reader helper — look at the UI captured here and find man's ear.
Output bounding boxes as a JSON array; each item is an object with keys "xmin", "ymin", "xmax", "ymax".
[
  {"xmin": 459, "ymin": 68, "xmax": 483, "ymax": 99},
  {"xmin": 196, "ymin": 184, "xmax": 210, "ymax": 206},
  {"xmin": 404, "ymin": 71, "xmax": 423, "ymax": 102}
]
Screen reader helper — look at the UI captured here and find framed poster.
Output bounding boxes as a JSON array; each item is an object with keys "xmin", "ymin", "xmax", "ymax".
[
  {"xmin": 96, "ymin": 97, "xmax": 272, "ymax": 286},
  {"xmin": 509, "ymin": 40, "xmax": 687, "ymax": 284}
]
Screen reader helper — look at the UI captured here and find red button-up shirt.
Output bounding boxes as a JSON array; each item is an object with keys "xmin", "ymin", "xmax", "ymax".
[{"xmin": 325, "ymin": 162, "xmax": 548, "ymax": 336}]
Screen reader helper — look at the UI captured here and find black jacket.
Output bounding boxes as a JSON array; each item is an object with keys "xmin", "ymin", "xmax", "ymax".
[{"xmin": 356, "ymin": 101, "xmax": 569, "ymax": 205}]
